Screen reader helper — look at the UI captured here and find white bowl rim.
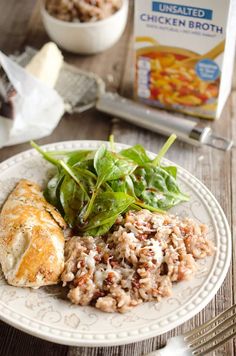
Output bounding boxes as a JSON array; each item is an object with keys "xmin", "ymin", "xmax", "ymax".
[{"xmin": 41, "ymin": 0, "xmax": 128, "ymax": 28}]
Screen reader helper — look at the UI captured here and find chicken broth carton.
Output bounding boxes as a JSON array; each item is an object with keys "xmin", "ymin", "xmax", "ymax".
[{"xmin": 134, "ymin": 0, "xmax": 236, "ymax": 119}]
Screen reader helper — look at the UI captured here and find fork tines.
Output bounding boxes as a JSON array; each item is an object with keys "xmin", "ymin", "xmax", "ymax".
[{"xmin": 184, "ymin": 304, "xmax": 236, "ymax": 355}]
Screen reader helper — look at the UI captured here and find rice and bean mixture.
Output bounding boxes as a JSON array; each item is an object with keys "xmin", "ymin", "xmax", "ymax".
[
  {"xmin": 61, "ymin": 209, "xmax": 215, "ymax": 313},
  {"xmin": 45, "ymin": 0, "xmax": 122, "ymax": 23}
]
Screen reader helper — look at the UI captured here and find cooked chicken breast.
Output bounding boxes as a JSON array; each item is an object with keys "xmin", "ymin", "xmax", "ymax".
[{"xmin": 0, "ymin": 179, "xmax": 66, "ymax": 288}]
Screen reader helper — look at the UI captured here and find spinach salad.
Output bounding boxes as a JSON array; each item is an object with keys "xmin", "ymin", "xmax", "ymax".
[{"xmin": 32, "ymin": 135, "xmax": 188, "ymax": 236}]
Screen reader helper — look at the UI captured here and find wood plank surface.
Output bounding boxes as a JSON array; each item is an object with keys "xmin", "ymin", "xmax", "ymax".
[{"xmin": 0, "ymin": 0, "xmax": 235, "ymax": 355}]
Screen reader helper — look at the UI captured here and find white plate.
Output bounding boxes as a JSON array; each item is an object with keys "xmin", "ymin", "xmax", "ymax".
[{"xmin": 0, "ymin": 140, "xmax": 231, "ymax": 346}]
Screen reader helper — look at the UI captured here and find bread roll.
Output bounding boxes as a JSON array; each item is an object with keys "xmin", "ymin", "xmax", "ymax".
[{"xmin": 0, "ymin": 179, "xmax": 66, "ymax": 288}]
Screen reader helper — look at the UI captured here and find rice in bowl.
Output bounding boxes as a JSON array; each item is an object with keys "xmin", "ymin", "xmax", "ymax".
[{"xmin": 45, "ymin": 0, "xmax": 123, "ymax": 22}]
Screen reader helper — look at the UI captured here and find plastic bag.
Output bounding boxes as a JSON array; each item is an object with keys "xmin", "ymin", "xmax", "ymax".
[{"xmin": 0, "ymin": 51, "xmax": 64, "ymax": 148}]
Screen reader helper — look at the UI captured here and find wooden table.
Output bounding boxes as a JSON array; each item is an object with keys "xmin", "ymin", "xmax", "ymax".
[{"xmin": 0, "ymin": 1, "xmax": 235, "ymax": 355}]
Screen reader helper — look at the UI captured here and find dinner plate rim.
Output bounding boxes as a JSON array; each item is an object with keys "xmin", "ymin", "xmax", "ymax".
[{"xmin": 0, "ymin": 139, "xmax": 232, "ymax": 346}]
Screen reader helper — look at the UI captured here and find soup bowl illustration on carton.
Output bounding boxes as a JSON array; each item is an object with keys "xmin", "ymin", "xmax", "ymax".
[{"xmin": 135, "ymin": 37, "xmax": 224, "ymax": 118}]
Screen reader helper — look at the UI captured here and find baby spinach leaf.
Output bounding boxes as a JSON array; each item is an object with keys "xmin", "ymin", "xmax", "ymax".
[
  {"xmin": 130, "ymin": 167, "xmax": 147, "ymax": 196},
  {"xmin": 132, "ymin": 164, "xmax": 188, "ymax": 210},
  {"xmin": 162, "ymin": 166, "xmax": 177, "ymax": 179},
  {"xmin": 94, "ymin": 144, "xmax": 107, "ymax": 173},
  {"xmin": 82, "ymin": 192, "xmax": 135, "ymax": 232},
  {"xmin": 67, "ymin": 150, "xmax": 92, "ymax": 166},
  {"xmin": 109, "ymin": 175, "xmax": 137, "ymax": 198},
  {"xmin": 74, "ymin": 158, "xmax": 96, "ymax": 174},
  {"xmin": 125, "ymin": 175, "xmax": 138, "ymax": 198},
  {"xmin": 120, "ymin": 144, "xmax": 151, "ymax": 165},
  {"xmin": 59, "ymin": 160, "xmax": 89, "ymax": 198},
  {"xmin": 83, "ymin": 217, "xmax": 117, "ymax": 237},
  {"xmin": 72, "ymin": 166, "xmax": 97, "ymax": 180},
  {"xmin": 60, "ymin": 175, "xmax": 88, "ymax": 227},
  {"xmin": 94, "ymin": 146, "xmax": 137, "ymax": 183},
  {"xmin": 84, "ymin": 147, "xmax": 137, "ymax": 221},
  {"xmin": 59, "ymin": 165, "xmax": 101, "ymax": 227},
  {"xmin": 42, "ymin": 150, "xmax": 92, "ymax": 164},
  {"xmin": 109, "ymin": 178, "xmax": 127, "ymax": 193},
  {"xmin": 44, "ymin": 171, "xmax": 65, "ymax": 212}
]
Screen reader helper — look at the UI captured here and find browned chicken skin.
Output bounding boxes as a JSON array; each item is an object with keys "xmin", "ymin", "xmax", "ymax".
[{"xmin": 0, "ymin": 179, "xmax": 66, "ymax": 288}]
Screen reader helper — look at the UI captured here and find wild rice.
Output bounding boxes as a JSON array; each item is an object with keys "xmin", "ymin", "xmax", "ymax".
[
  {"xmin": 45, "ymin": 0, "xmax": 122, "ymax": 23},
  {"xmin": 61, "ymin": 209, "xmax": 215, "ymax": 313}
]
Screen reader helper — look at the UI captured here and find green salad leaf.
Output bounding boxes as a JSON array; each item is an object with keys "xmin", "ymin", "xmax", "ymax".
[
  {"xmin": 83, "ymin": 145, "xmax": 137, "ymax": 220},
  {"xmin": 82, "ymin": 191, "xmax": 135, "ymax": 234},
  {"xmin": 31, "ymin": 134, "xmax": 189, "ymax": 236},
  {"xmin": 60, "ymin": 175, "xmax": 87, "ymax": 227},
  {"xmin": 120, "ymin": 144, "xmax": 151, "ymax": 165},
  {"xmin": 131, "ymin": 165, "xmax": 189, "ymax": 210},
  {"xmin": 44, "ymin": 171, "xmax": 64, "ymax": 212},
  {"xmin": 94, "ymin": 145, "xmax": 137, "ymax": 182}
]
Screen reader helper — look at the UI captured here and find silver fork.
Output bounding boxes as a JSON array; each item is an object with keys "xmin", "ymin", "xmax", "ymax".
[{"xmin": 145, "ymin": 304, "xmax": 236, "ymax": 356}]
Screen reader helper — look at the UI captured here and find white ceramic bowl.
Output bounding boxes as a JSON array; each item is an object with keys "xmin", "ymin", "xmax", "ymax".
[{"xmin": 41, "ymin": 0, "xmax": 129, "ymax": 54}]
